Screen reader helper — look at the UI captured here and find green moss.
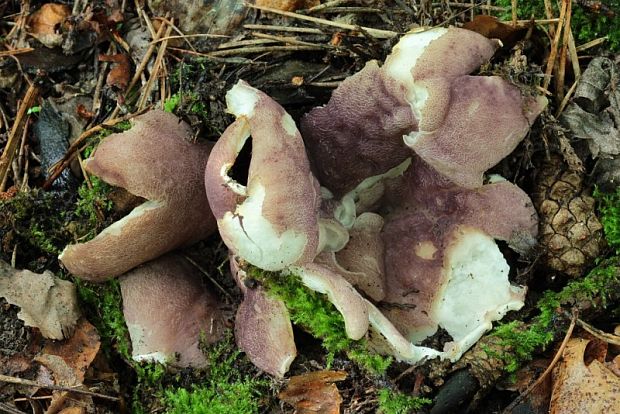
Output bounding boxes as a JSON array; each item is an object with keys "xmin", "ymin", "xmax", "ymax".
[
  {"xmin": 493, "ymin": 0, "xmax": 620, "ymax": 50},
  {"xmin": 75, "ymin": 278, "xmax": 132, "ymax": 360},
  {"xmin": 377, "ymin": 389, "xmax": 432, "ymax": 414},
  {"xmin": 0, "ymin": 190, "xmax": 73, "ymax": 267},
  {"xmin": 491, "ymin": 260, "xmax": 620, "ymax": 372},
  {"xmin": 164, "ymin": 94, "xmax": 182, "ymax": 113},
  {"xmin": 74, "ymin": 176, "xmax": 113, "ymax": 239},
  {"xmin": 594, "ymin": 186, "xmax": 620, "ymax": 252},
  {"xmin": 162, "ymin": 333, "xmax": 269, "ymax": 414},
  {"xmin": 249, "ymin": 267, "xmax": 392, "ymax": 375}
]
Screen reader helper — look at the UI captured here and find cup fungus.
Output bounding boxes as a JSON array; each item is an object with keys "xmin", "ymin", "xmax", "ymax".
[
  {"xmin": 59, "ymin": 110, "xmax": 217, "ymax": 280},
  {"xmin": 120, "ymin": 254, "xmax": 226, "ymax": 367},
  {"xmin": 205, "ymin": 26, "xmax": 546, "ymax": 374},
  {"xmin": 204, "ymin": 81, "xmax": 348, "ymax": 271}
]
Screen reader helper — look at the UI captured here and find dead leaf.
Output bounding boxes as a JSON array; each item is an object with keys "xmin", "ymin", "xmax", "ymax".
[
  {"xmin": 41, "ymin": 319, "xmax": 100, "ymax": 383},
  {"xmin": 255, "ymin": 0, "xmax": 320, "ymax": 11},
  {"xmin": 0, "ymin": 260, "xmax": 80, "ymax": 340},
  {"xmin": 27, "ymin": 4, "xmax": 71, "ymax": 48},
  {"xmin": 279, "ymin": 370, "xmax": 347, "ymax": 414},
  {"xmin": 561, "ymin": 57, "xmax": 620, "ymax": 159},
  {"xmin": 98, "ymin": 53, "xmax": 131, "ymax": 91},
  {"xmin": 462, "ymin": 15, "xmax": 527, "ymax": 49},
  {"xmin": 550, "ymin": 338, "xmax": 620, "ymax": 414}
]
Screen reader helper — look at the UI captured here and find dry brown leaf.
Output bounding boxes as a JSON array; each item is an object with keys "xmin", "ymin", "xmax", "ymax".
[
  {"xmin": 550, "ymin": 338, "xmax": 620, "ymax": 414},
  {"xmin": 255, "ymin": 0, "xmax": 320, "ymax": 11},
  {"xmin": 41, "ymin": 319, "xmax": 100, "ymax": 383},
  {"xmin": 279, "ymin": 370, "xmax": 347, "ymax": 414},
  {"xmin": 462, "ymin": 15, "xmax": 527, "ymax": 49},
  {"xmin": 0, "ymin": 261, "xmax": 80, "ymax": 340},
  {"xmin": 98, "ymin": 53, "xmax": 131, "ymax": 91},
  {"xmin": 27, "ymin": 4, "xmax": 71, "ymax": 48}
]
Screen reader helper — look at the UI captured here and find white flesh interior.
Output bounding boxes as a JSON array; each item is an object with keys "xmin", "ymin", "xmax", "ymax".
[
  {"xmin": 226, "ymin": 82, "xmax": 259, "ymax": 118},
  {"xmin": 219, "ymin": 183, "xmax": 308, "ymax": 271},
  {"xmin": 435, "ymin": 228, "xmax": 525, "ymax": 360}
]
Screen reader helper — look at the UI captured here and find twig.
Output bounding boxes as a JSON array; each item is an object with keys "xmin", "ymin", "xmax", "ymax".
[
  {"xmin": 252, "ymin": 32, "xmax": 333, "ymax": 48},
  {"xmin": 543, "ymin": 0, "xmax": 569, "ymax": 91},
  {"xmin": 218, "ymin": 38, "xmax": 279, "ymax": 49},
  {"xmin": 0, "ymin": 401, "xmax": 26, "ymax": 414},
  {"xmin": 575, "ymin": 36, "xmax": 607, "ymax": 52},
  {"xmin": 511, "ymin": 0, "xmax": 517, "ymax": 26},
  {"xmin": 207, "ymin": 45, "xmax": 325, "ymax": 57},
  {"xmin": 137, "ymin": 20, "xmax": 173, "ymax": 109},
  {"xmin": 307, "ymin": 0, "xmax": 350, "ymax": 13},
  {"xmin": 556, "ymin": 76, "xmax": 580, "ymax": 117},
  {"xmin": 244, "ymin": 24, "xmax": 325, "ymax": 35},
  {"xmin": 246, "ymin": 3, "xmax": 398, "ymax": 39},
  {"xmin": 182, "ymin": 255, "xmax": 233, "ymax": 302},
  {"xmin": 151, "ymin": 33, "xmax": 229, "ymax": 44},
  {"xmin": 0, "ymin": 83, "xmax": 38, "ymax": 192},
  {"xmin": 576, "ymin": 318, "xmax": 620, "ymax": 346},
  {"xmin": 315, "ymin": 7, "xmax": 383, "ymax": 14},
  {"xmin": 125, "ymin": 18, "xmax": 167, "ymax": 94},
  {"xmin": 556, "ymin": 0, "xmax": 572, "ymax": 104},
  {"xmin": 441, "ymin": 2, "xmax": 508, "ymax": 11},
  {"xmin": 502, "ymin": 310, "xmax": 578, "ymax": 414},
  {"xmin": 0, "ymin": 374, "xmax": 119, "ymax": 402},
  {"xmin": 0, "ymin": 48, "xmax": 32, "ymax": 57}
]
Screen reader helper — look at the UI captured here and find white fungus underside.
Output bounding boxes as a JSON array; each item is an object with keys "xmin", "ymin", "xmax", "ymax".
[
  {"xmin": 220, "ymin": 183, "xmax": 308, "ymax": 271},
  {"xmin": 435, "ymin": 228, "xmax": 525, "ymax": 359}
]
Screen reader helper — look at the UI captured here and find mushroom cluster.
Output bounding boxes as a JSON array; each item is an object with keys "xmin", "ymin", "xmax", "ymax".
[
  {"xmin": 59, "ymin": 27, "xmax": 546, "ymax": 376},
  {"xmin": 205, "ymin": 27, "xmax": 546, "ymax": 376}
]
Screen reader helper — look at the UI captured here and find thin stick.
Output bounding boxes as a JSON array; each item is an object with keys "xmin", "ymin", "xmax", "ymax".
[
  {"xmin": 151, "ymin": 33, "xmax": 229, "ymax": 44},
  {"xmin": 125, "ymin": 20, "xmax": 167, "ymax": 94},
  {"xmin": 307, "ymin": 0, "xmax": 349, "ymax": 13},
  {"xmin": 556, "ymin": 0, "xmax": 572, "ymax": 103},
  {"xmin": 576, "ymin": 318, "xmax": 620, "ymax": 346},
  {"xmin": 502, "ymin": 310, "xmax": 577, "ymax": 414},
  {"xmin": 575, "ymin": 36, "xmax": 607, "ymax": 52},
  {"xmin": 568, "ymin": 30, "xmax": 581, "ymax": 80},
  {"xmin": 442, "ymin": 2, "xmax": 508, "ymax": 11},
  {"xmin": 137, "ymin": 21, "xmax": 173, "ymax": 109},
  {"xmin": 0, "ymin": 374, "xmax": 119, "ymax": 402},
  {"xmin": 544, "ymin": 0, "xmax": 556, "ymax": 38},
  {"xmin": 252, "ymin": 32, "xmax": 333, "ymax": 48},
  {"xmin": 543, "ymin": 0, "xmax": 568, "ymax": 91},
  {"xmin": 182, "ymin": 255, "xmax": 233, "ymax": 301},
  {"xmin": 0, "ymin": 48, "xmax": 32, "ymax": 57},
  {"xmin": 218, "ymin": 38, "xmax": 279, "ymax": 49},
  {"xmin": 246, "ymin": 3, "xmax": 398, "ymax": 39},
  {"xmin": 207, "ymin": 44, "xmax": 324, "ymax": 57},
  {"xmin": 0, "ymin": 83, "xmax": 37, "ymax": 192},
  {"xmin": 511, "ymin": 0, "xmax": 518, "ymax": 26},
  {"xmin": 316, "ymin": 7, "xmax": 382, "ymax": 14},
  {"xmin": 244, "ymin": 24, "xmax": 325, "ymax": 35},
  {"xmin": 556, "ymin": 76, "xmax": 579, "ymax": 117}
]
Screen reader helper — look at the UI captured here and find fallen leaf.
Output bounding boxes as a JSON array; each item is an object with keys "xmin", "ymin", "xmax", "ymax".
[
  {"xmin": 98, "ymin": 53, "xmax": 131, "ymax": 91},
  {"xmin": 27, "ymin": 3, "xmax": 71, "ymax": 48},
  {"xmin": 550, "ymin": 338, "xmax": 620, "ymax": 414},
  {"xmin": 561, "ymin": 57, "xmax": 620, "ymax": 159},
  {"xmin": 279, "ymin": 370, "xmax": 347, "ymax": 414},
  {"xmin": 463, "ymin": 15, "xmax": 527, "ymax": 49},
  {"xmin": 0, "ymin": 260, "xmax": 80, "ymax": 340},
  {"xmin": 41, "ymin": 319, "xmax": 100, "ymax": 383}
]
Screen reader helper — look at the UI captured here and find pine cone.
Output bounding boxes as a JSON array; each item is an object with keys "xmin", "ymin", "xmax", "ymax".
[{"xmin": 534, "ymin": 155, "xmax": 605, "ymax": 278}]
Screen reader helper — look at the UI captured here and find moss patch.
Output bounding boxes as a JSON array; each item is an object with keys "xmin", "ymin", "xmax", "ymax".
[
  {"xmin": 494, "ymin": 0, "xmax": 620, "ymax": 50},
  {"xmin": 160, "ymin": 332, "xmax": 270, "ymax": 414},
  {"xmin": 377, "ymin": 389, "xmax": 432, "ymax": 414},
  {"xmin": 594, "ymin": 186, "xmax": 620, "ymax": 252},
  {"xmin": 491, "ymin": 260, "xmax": 620, "ymax": 372},
  {"xmin": 249, "ymin": 267, "xmax": 392, "ymax": 375}
]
